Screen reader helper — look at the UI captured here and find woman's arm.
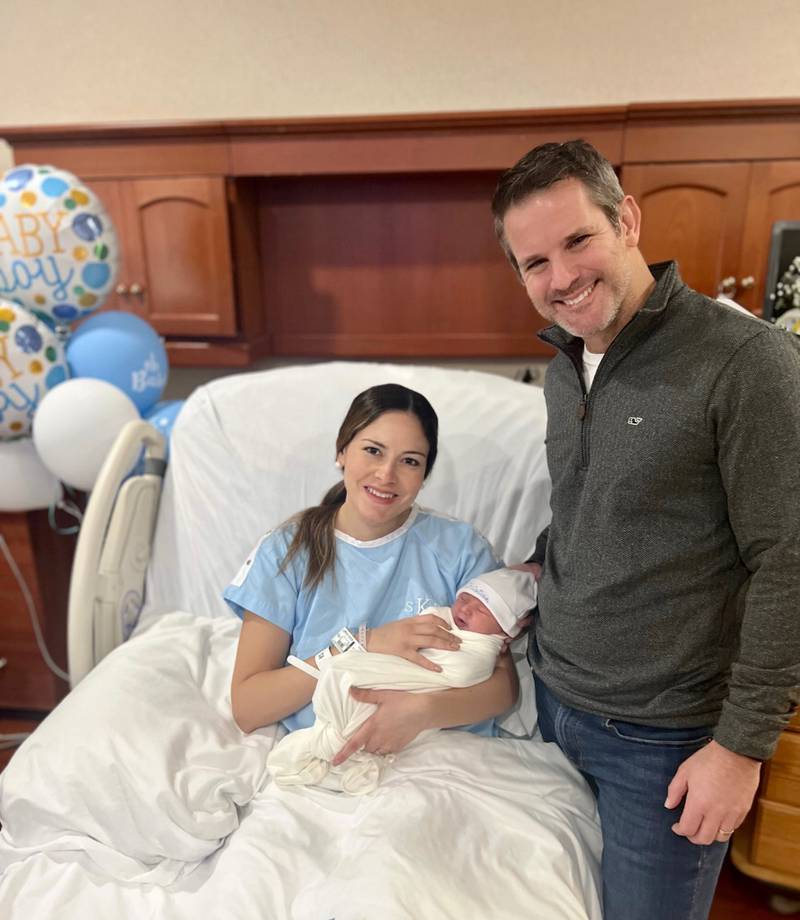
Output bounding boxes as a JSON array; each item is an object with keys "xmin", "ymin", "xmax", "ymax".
[
  {"xmin": 232, "ymin": 610, "xmax": 470, "ymax": 733},
  {"xmin": 230, "ymin": 612, "xmax": 318, "ymax": 732},
  {"xmin": 331, "ymin": 651, "xmax": 519, "ymax": 765}
]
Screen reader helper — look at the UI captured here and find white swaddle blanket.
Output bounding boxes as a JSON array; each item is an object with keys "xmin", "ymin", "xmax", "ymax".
[{"xmin": 267, "ymin": 608, "xmax": 503, "ymax": 795}]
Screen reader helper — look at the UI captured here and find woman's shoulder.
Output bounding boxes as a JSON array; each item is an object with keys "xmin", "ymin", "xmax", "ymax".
[{"xmin": 237, "ymin": 520, "xmax": 302, "ymax": 570}]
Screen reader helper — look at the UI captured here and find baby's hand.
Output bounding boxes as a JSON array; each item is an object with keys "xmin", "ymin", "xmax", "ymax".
[{"xmin": 368, "ymin": 614, "xmax": 460, "ymax": 671}]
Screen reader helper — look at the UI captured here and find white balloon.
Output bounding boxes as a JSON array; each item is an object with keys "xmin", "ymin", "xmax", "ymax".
[
  {"xmin": 32, "ymin": 378, "xmax": 139, "ymax": 491},
  {"xmin": 0, "ymin": 437, "xmax": 62, "ymax": 511}
]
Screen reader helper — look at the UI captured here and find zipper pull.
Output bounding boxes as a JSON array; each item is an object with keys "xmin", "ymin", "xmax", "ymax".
[{"xmin": 577, "ymin": 396, "xmax": 587, "ymax": 420}]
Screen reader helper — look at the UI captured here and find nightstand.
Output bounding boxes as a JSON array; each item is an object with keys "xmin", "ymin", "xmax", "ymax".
[
  {"xmin": 732, "ymin": 709, "xmax": 800, "ymax": 898},
  {"xmin": 0, "ymin": 510, "xmax": 76, "ymax": 710}
]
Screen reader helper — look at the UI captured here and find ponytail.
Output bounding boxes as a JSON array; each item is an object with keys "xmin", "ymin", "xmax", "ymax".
[{"xmin": 280, "ymin": 481, "xmax": 345, "ymax": 590}]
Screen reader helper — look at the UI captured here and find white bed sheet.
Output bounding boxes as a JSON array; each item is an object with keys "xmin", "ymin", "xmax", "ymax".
[{"xmin": 0, "ymin": 615, "xmax": 602, "ymax": 920}]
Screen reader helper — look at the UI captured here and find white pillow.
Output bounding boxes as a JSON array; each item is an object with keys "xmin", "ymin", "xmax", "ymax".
[{"xmin": 0, "ymin": 614, "xmax": 279, "ymax": 885}]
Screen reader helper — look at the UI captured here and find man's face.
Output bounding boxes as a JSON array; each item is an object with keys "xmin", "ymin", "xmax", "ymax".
[{"xmin": 502, "ymin": 178, "xmax": 643, "ymax": 353}]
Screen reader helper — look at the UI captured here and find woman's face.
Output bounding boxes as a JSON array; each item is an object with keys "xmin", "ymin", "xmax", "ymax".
[{"xmin": 336, "ymin": 410, "xmax": 429, "ymax": 541}]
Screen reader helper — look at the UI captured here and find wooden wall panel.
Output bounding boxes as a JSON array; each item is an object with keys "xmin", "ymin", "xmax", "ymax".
[{"xmin": 257, "ymin": 173, "xmax": 551, "ymax": 357}]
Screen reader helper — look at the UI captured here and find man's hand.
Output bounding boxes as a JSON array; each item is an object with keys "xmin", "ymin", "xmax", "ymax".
[
  {"xmin": 665, "ymin": 740, "xmax": 761, "ymax": 845},
  {"xmin": 331, "ymin": 688, "xmax": 430, "ymax": 766},
  {"xmin": 510, "ymin": 562, "xmax": 542, "ymax": 581}
]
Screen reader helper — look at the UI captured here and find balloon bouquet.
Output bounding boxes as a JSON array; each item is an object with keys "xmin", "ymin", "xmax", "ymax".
[{"xmin": 0, "ymin": 164, "xmax": 184, "ymax": 514}]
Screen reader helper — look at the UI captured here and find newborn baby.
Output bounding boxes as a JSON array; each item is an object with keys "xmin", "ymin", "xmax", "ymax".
[{"xmin": 267, "ymin": 567, "xmax": 537, "ymax": 794}]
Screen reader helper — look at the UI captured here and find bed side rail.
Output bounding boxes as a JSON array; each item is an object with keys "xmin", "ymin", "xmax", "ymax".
[{"xmin": 67, "ymin": 420, "xmax": 166, "ymax": 688}]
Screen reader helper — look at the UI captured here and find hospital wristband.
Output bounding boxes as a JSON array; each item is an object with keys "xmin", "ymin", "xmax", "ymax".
[
  {"xmin": 314, "ymin": 646, "xmax": 333, "ymax": 669},
  {"xmin": 358, "ymin": 623, "xmax": 368, "ymax": 651}
]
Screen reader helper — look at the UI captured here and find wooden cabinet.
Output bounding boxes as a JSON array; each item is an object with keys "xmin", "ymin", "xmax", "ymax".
[
  {"xmin": 622, "ymin": 160, "xmax": 800, "ymax": 314},
  {"xmin": 3, "ymin": 100, "xmax": 799, "ymax": 363},
  {"xmin": 732, "ymin": 711, "xmax": 800, "ymax": 893},
  {"xmin": 87, "ymin": 176, "xmax": 237, "ymax": 337},
  {"xmin": 0, "ymin": 511, "xmax": 75, "ymax": 711}
]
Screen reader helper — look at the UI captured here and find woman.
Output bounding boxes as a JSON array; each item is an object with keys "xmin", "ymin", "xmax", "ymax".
[{"xmin": 225, "ymin": 383, "xmax": 517, "ymax": 762}]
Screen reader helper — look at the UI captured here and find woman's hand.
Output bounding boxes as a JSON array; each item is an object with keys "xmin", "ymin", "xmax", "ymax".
[
  {"xmin": 331, "ymin": 689, "xmax": 432, "ymax": 765},
  {"xmin": 367, "ymin": 613, "xmax": 460, "ymax": 671},
  {"xmin": 332, "ymin": 653, "xmax": 518, "ymax": 766}
]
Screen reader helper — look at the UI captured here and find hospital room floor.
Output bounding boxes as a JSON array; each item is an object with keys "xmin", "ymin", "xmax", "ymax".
[{"xmin": 0, "ymin": 713, "xmax": 789, "ymax": 919}]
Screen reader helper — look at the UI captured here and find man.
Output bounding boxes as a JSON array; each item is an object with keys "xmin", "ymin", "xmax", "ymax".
[{"xmin": 491, "ymin": 140, "xmax": 800, "ymax": 920}]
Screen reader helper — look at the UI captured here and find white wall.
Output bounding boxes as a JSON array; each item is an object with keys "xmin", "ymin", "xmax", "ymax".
[{"xmin": 3, "ymin": 0, "xmax": 800, "ymax": 126}]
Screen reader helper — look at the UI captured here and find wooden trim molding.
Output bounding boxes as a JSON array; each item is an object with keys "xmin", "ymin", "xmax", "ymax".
[
  {"xmin": 624, "ymin": 98, "xmax": 800, "ymax": 163},
  {"xmin": 2, "ymin": 99, "xmax": 798, "ymax": 366},
  {"xmin": 4, "ymin": 99, "xmax": 797, "ymax": 180}
]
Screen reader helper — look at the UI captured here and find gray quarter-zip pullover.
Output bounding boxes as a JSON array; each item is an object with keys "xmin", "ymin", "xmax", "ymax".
[{"xmin": 529, "ymin": 261, "xmax": 800, "ymax": 760}]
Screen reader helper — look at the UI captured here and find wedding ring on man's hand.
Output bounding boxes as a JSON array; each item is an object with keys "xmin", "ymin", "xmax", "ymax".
[{"xmin": 717, "ymin": 826, "xmax": 734, "ymax": 838}]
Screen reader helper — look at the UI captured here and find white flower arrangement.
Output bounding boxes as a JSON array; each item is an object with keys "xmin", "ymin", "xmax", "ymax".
[{"xmin": 770, "ymin": 255, "xmax": 800, "ymax": 335}]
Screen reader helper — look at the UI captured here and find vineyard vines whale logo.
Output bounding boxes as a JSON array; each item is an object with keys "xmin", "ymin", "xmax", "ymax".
[{"xmin": 627, "ymin": 416, "xmax": 643, "ymax": 426}]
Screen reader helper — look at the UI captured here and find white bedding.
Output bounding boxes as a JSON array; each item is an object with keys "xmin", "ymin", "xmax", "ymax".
[{"xmin": 0, "ymin": 614, "xmax": 602, "ymax": 919}]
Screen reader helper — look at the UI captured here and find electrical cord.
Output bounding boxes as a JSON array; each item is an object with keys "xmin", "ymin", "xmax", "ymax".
[
  {"xmin": 0, "ymin": 533, "xmax": 69, "ymax": 683},
  {"xmin": 0, "ymin": 530, "xmax": 71, "ymax": 754}
]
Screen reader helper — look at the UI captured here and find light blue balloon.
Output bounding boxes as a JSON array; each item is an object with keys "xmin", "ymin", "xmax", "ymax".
[
  {"xmin": 144, "ymin": 400, "xmax": 184, "ymax": 461},
  {"xmin": 66, "ymin": 311, "xmax": 168, "ymax": 414}
]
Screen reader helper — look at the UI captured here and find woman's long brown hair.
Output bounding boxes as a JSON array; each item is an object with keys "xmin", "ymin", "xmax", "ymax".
[{"xmin": 280, "ymin": 383, "xmax": 438, "ymax": 589}]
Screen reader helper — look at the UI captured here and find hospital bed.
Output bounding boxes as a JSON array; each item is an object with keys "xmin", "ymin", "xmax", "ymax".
[{"xmin": 0, "ymin": 361, "xmax": 603, "ymax": 920}]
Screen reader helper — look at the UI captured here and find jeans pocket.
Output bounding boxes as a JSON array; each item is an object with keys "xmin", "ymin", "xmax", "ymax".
[{"xmin": 602, "ymin": 718, "xmax": 713, "ymax": 748}]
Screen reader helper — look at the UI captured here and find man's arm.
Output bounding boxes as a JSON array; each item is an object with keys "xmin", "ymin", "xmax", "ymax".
[
  {"xmin": 710, "ymin": 329, "xmax": 800, "ymax": 760},
  {"xmin": 668, "ymin": 328, "xmax": 800, "ymax": 844}
]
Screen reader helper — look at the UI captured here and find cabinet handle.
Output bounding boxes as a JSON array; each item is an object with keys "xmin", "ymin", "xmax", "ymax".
[
  {"xmin": 739, "ymin": 276, "xmax": 755, "ymax": 290},
  {"xmin": 115, "ymin": 283, "xmax": 128, "ymax": 296},
  {"xmin": 129, "ymin": 283, "xmax": 145, "ymax": 296}
]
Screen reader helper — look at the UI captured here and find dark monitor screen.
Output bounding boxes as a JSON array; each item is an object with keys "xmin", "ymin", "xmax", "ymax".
[{"xmin": 763, "ymin": 221, "xmax": 800, "ymax": 320}]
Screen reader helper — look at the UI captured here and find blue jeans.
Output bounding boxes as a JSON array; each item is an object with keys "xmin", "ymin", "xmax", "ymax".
[{"xmin": 535, "ymin": 678, "xmax": 728, "ymax": 920}]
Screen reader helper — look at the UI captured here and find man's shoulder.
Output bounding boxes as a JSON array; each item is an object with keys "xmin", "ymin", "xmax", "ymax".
[{"xmin": 663, "ymin": 285, "xmax": 777, "ymax": 356}]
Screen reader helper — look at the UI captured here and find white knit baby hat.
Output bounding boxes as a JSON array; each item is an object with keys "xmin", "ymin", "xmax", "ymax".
[{"xmin": 456, "ymin": 568, "xmax": 538, "ymax": 638}]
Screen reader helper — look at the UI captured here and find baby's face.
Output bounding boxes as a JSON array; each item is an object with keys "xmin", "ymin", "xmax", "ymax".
[{"xmin": 452, "ymin": 593, "xmax": 505, "ymax": 635}]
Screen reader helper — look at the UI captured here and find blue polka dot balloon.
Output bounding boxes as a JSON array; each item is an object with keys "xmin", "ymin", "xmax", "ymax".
[{"xmin": 0, "ymin": 165, "xmax": 120, "ymax": 330}]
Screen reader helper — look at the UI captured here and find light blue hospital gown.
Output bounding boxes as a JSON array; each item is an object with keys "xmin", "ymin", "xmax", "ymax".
[{"xmin": 223, "ymin": 505, "xmax": 501, "ymax": 734}]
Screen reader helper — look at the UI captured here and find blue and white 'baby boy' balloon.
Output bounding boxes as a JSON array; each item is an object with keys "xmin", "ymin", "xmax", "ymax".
[
  {"xmin": 0, "ymin": 299, "xmax": 69, "ymax": 439},
  {"xmin": 0, "ymin": 165, "xmax": 119, "ymax": 328}
]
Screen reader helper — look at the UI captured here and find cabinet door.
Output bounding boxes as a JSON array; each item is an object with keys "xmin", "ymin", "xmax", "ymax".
[
  {"xmin": 739, "ymin": 161, "xmax": 800, "ymax": 314},
  {"xmin": 622, "ymin": 163, "xmax": 752, "ymax": 300},
  {"xmin": 126, "ymin": 177, "xmax": 236, "ymax": 336}
]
